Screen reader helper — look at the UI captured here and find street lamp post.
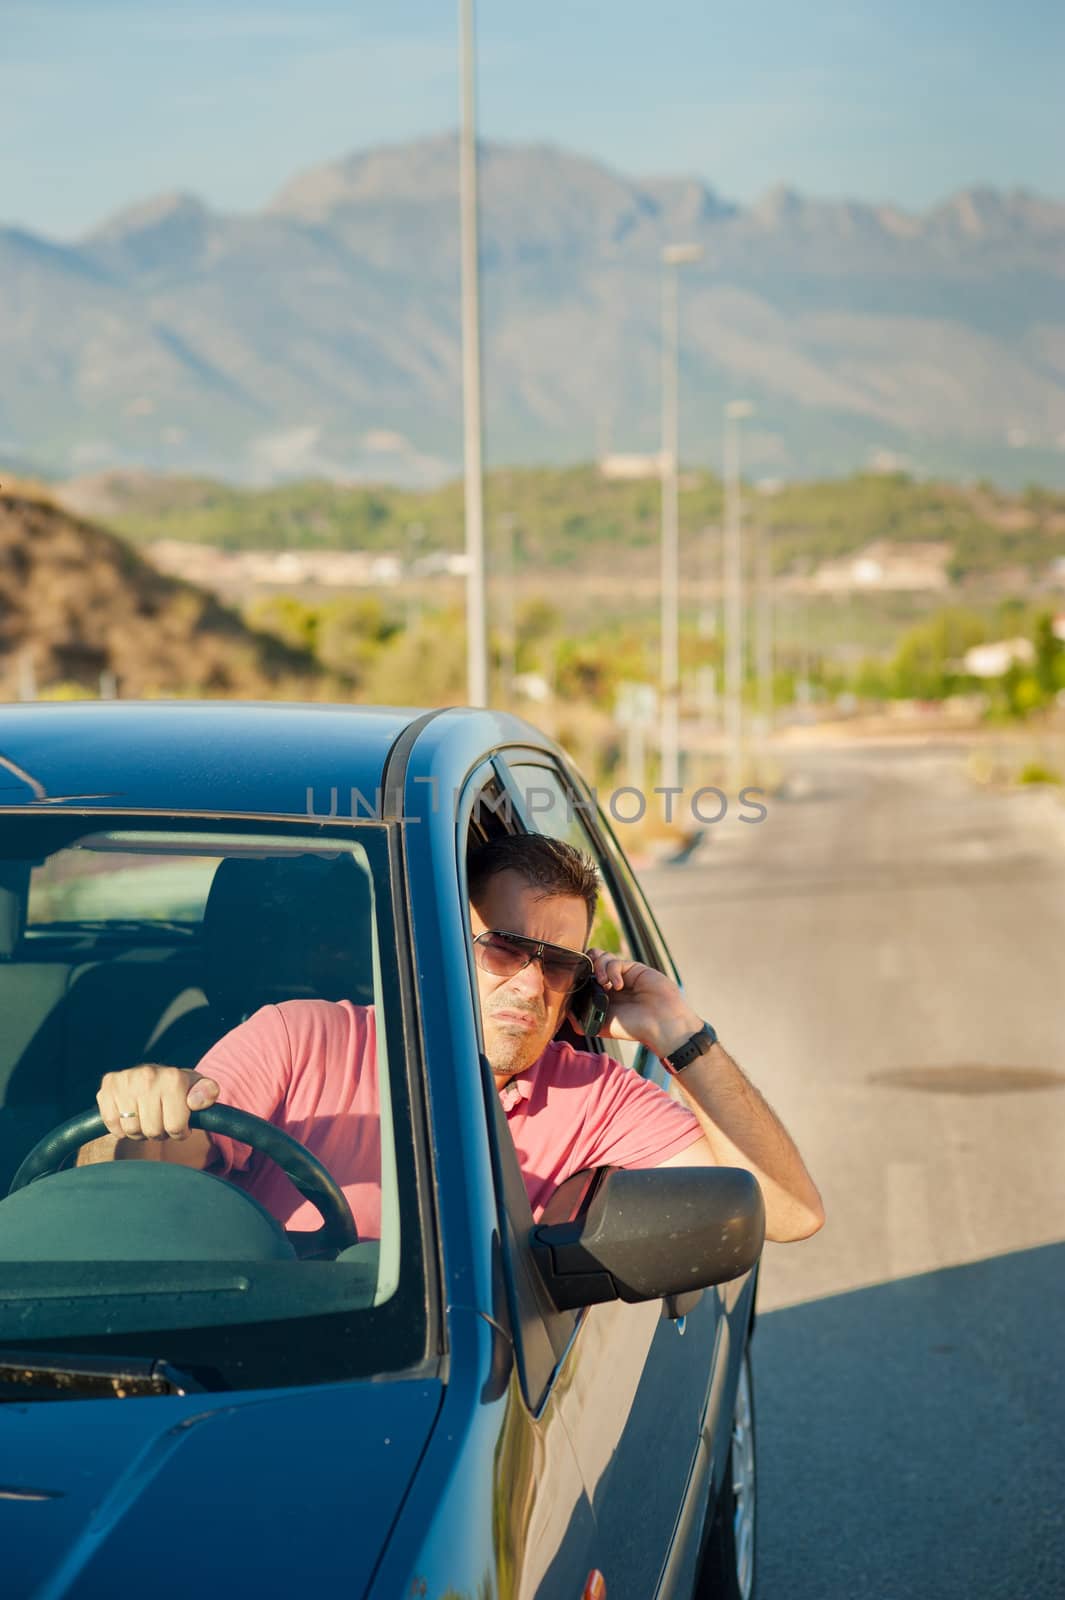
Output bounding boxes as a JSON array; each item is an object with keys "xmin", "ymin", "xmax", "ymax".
[
  {"xmin": 659, "ymin": 242, "xmax": 703, "ymax": 791},
  {"xmin": 497, "ymin": 511, "xmax": 517, "ymax": 702},
  {"xmin": 755, "ymin": 512, "xmax": 774, "ymax": 740},
  {"xmin": 724, "ymin": 399, "xmax": 753, "ymax": 794},
  {"xmin": 458, "ymin": 0, "xmax": 487, "ymax": 707}
]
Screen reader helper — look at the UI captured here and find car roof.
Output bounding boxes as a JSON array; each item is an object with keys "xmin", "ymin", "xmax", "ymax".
[
  {"xmin": 0, "ymin": 701, "xmax": 555, "ymax": 819},
  {"xmin": 0, "ymin": 701, "xmax": 425, "ymax": 818}
]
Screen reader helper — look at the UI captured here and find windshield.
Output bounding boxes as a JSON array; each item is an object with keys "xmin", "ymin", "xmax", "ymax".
[{"xmin": 0, "ymin": 814, "xmax": 427, "ymax": 1393}]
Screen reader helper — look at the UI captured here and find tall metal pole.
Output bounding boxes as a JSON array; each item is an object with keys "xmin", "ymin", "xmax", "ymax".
[
  {"xmin": 696, "ymin": 516, "xmax": 719, "ymax": 744},
  {"xmin": 498, "ymin": 511, "xmax": 517, "ymax": 702},
  {"xmin": 658, "ymin": 243, "xmax": 702, "ymax": 791},
  {"xmin": 756, "ymin": 513, "xmax": 773, "ymax": 738},
  {"xmin": 724, "ymin": 400, "xmax": 753, "ymax": 794},
  {"xmin": 659, "ymin": 263, "xmax": 680, "ymax": 790},
  {"xmin": 459, "ymin": 0, "xmax": 487, "ymax": 706}
]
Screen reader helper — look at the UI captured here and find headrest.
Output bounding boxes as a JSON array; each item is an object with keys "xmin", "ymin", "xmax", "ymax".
[
  {"xmin": 0, "ymin": 863, "xmax": 30, "ymax": 959},
  {"xmin": 200, "ymin": 853, "xmax": 374, "ymax": 1027}
]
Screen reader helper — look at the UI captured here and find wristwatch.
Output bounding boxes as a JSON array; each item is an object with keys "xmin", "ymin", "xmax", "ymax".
[{"xmin": 662, "ymin": 1020, "xmax": 718, "ymax": 1074}]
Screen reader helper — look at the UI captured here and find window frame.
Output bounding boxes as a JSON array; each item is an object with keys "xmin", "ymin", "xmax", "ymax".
[
  {"xmin": 457, "ymin": 751, "xmax": 684, "ymax": 1412},
  {"xmin": 455, "ymin": 762, "xmax": 587, "ymax": 1410}
]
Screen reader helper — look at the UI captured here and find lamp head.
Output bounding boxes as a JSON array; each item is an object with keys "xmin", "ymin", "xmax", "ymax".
[{"xmin": 661, "ymin": 243, "xmax": 704, "ymax": 267}]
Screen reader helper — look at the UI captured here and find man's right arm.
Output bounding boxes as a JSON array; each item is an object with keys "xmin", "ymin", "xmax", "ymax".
[{"xmin": 75, "ymin": 1065, "xmax": 221, "ymax": 1171}]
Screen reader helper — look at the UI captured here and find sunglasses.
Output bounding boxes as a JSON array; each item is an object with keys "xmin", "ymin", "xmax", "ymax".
[{"xmin": 473, "ymin": 930, "xmax": 594, "ymax": 995}]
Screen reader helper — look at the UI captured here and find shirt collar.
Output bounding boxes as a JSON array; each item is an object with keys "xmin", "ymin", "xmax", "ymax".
[{"xmin": 497, "ymin": 1074, "xmax": 535, "ymax": 1113}]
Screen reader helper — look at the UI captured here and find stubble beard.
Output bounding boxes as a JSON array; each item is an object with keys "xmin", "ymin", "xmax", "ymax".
[{"xmin": 485, "ymin": 998, "xmax": 551, "ymax": 1082}]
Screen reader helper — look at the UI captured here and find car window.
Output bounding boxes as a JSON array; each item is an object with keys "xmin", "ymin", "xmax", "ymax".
[
  {"xmin": 594, "ymin": 808, "xmax": 680, "ymax": 982},
  {"xmin": 27, "ymin": 845, "xmax": 218, "ymax": 925},
  {"xmin": 0, "ymin": 815, "xmax": 427, "ymax": 1392},
  {"xmin": 504, "ymin": 760, "xmax": 647, "ymax": 1073},
  {"xmin": 456, "ymin": 770, "xmax": 583, "ymax": 1408},
  {"xmin": 504, "ymin": 762, "xmax": 635, "ymax": 956}
]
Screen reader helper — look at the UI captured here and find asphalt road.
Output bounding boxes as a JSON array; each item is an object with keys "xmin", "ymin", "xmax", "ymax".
[{"xmin": 642, "ymin": 742, "xmax": 1065, "ymax": 1600}]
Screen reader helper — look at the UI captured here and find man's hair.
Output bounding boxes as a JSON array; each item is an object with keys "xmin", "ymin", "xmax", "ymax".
[{"xmin": 467, "ymin": 834, "xmax": 600, "ymax": 929}]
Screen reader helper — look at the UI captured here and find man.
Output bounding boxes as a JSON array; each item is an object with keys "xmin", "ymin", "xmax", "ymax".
[{"xmin": 80, "ymin": 835, "xmax": 824, "ymax": 1244}]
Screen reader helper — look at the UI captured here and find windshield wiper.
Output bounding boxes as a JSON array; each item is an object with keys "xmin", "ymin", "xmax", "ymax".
[
  {"xmin": 26, "ymin": 919, "xmax": 198, "ymax": 937},
  {"xmin": 0, "ymin": 1349, "xmax": 206, "ymax": 1401}
]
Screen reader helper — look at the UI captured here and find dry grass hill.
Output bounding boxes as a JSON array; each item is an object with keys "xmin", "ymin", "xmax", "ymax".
[{"xmin": 0, "ymin": 484, "xmax": 324, "ymax": 700}]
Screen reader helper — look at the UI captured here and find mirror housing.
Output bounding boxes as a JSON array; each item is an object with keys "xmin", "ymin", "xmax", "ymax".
[{"xmin": 532, "ymin": 1166, "xmax": 765, "ymax": 1312}]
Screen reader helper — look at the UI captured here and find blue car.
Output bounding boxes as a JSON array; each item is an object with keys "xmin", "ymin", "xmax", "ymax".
[{"xmin": 0, "ymin": 703, "xmax": 763, "ymax": 1600}]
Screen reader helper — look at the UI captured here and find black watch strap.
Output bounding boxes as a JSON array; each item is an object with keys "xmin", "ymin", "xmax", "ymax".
[{"xmin": 663, "ymin": 1020, "xmax": 718, "ymax": 1074}]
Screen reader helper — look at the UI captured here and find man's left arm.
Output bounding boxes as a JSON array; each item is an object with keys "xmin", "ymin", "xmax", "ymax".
[{"xmin": 589, "ymin": 948, "xmax": 825, "ymax": 1244}]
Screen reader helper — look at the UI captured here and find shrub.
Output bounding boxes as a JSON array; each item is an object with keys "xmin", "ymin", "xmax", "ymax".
[{"xmin": 1017, "ymin": 762, "xmax": 1062, "ymax": 785}]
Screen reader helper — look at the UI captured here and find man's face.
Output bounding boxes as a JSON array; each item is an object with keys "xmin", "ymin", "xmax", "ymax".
[{"xmin": 470, "ymin": 869, "xmax": 590, "ymax": 1083}]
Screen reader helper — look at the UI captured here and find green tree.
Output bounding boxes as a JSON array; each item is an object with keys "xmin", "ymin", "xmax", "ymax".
[
  {"xmin": 1032, "ymin": 610, "xmax": 1063, "ymax": 697},
  {"xmin": 360, "ymin": 609, "xmax": 466, "ymax": 705},
  {"xmin": 245, "ymin": 595, "xmax": 319, "ymax": 654},
  {"xmin": 1011, "ymin": 673, "xmax": 1045, "ymax": 717},
  {"xmin": 514, "ymin": 597, "xmax": 560, "ymax": 670},
  {"xmin": 853, "ymin": 657, "xmax": 891, "ymax": 699},
  {"xmin": 314, "ymin": 597, "xmax": 401, "ymax": 679},
  {"xmin": 889, "ymin": 608, "xmax": 988, "ymax": 699}
]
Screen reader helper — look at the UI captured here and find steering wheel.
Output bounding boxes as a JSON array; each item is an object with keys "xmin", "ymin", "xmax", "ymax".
[{"xmin": 7, "ymin": 1104, "xmax": 359, "ymax": 1256}]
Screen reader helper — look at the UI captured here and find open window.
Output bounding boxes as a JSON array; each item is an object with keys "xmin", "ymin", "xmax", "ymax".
[
  {"xmin": 499, "ymin": 757, "xmax": 654, "ymax": 1074},
  {"xmin": 454, "ymin": 764, "xmax": 584, "ymax": 1406}
]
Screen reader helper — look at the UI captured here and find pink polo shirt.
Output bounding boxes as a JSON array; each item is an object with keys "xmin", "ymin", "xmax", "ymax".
[
  {"xmin": 497, "ymin": 1039, "xmax": 704, "ymax": 1219},
  {"xmin": 198, "ymin": 999, "xmax": 383, "ymax": 1238},
  {"xmin": 197, "ymin": 1000, "xmax": 704, "ymax": 1233}
]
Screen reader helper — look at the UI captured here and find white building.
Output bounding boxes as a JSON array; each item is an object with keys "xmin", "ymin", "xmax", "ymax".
[
  {"xmin": 810, "ymin": 539, "xmax": 952, "ymax": 594},
  {"xmin": 598, "ymin": 453, "xmax": 665, "ymax": 481},
  {"xmin": 962, "ymin": 638, "xmax": 1035, "ymax": 678}
]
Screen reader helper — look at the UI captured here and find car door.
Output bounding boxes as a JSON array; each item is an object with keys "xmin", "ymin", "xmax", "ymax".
[{"xmin": 493, "ymin": 754, "xmax": 728, "ymax": 1599}]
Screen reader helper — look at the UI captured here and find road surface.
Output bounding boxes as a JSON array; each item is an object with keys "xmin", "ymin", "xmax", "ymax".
[{"xmin": 643, "ymin": 742, "xmax": 1065, "ymax": 1599}]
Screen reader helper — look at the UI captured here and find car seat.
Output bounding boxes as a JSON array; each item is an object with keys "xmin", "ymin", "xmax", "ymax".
[{"xmin": 145, "ymin": 852, "xmax": 376, "ymax": 1071}]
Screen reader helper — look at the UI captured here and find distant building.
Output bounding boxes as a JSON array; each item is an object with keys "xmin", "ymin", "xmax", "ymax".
[
  {"xmin": 598, "ymin": 453, "xmax": 665, "ymax": 481},
  {"xmin": 867, "ymin": 449, "xmax": 911, "ymax": 475},
  {"xmin": 147, "ymin": 541, "xmax": 401, "ymax": 591},
  {"xmin": 411, "ymin": 552, "xmax": 469, "ymax": 578},
  {"xmin": 810, "ymin": 539, "xmax": 951, "ymax": 594},
  {"xmin": 512, "ymin": 673, "xmax": 552, "ymax": 703},
  {"xmin": 962, "ymin": 638, "xmax": 1035, "ymax": 678}
]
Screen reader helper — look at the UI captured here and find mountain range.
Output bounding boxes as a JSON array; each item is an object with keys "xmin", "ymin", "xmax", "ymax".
[{"xmin": 3, "ymin": 134, "xmax": 1064, "ymax": 487}]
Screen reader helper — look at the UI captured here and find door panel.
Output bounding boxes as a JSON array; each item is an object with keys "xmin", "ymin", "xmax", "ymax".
[
  {"xmin": 495, "ymin": 1370, "xmax": 600, "ymax": 1600},
  {"xmin": 551, "ymin": 1290, "xmax": 721, "ymax": 1599}
]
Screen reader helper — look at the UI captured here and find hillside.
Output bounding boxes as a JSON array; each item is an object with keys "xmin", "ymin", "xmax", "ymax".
[
  {"xmin": 54, "ymin": 465, "xmax": 1065, "ymax": 591},
  {"xmin": 0, "ymin": 487, "xmax": 324, "ymax": 698},
  {"xmin": 2, "ymin": 137, "xmax": 1064, "ymax": 488}
]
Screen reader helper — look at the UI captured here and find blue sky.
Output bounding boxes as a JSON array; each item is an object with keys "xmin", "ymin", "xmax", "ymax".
[{"xmin": 2, "ymin": 0, "xmax": 1061, "ymax": 238}]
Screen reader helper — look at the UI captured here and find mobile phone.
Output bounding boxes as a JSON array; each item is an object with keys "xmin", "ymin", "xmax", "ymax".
[{"xmin": 567, "ymin": 975, "xmax": 610, "ymax": 1039}]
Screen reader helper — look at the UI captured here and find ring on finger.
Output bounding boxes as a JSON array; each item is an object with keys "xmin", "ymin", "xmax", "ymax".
[{"xmin": 119, "ymin": 1111, "xmax": 139, "ymax": 1122}]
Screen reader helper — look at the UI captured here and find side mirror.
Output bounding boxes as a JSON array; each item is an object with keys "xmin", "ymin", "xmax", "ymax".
[{"xmin": 532, "ymin": 1166, "xmax": 765, "ymax": 1312}]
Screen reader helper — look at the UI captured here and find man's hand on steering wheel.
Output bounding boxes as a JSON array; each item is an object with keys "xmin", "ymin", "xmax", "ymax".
[
  {"xmin": 97, "ymin": 1064, "xmax": 221, "ymax": 1144},
  {"xmin": 27, "ymin": 1086, "xmax": 359, "ymax": 1254}
]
